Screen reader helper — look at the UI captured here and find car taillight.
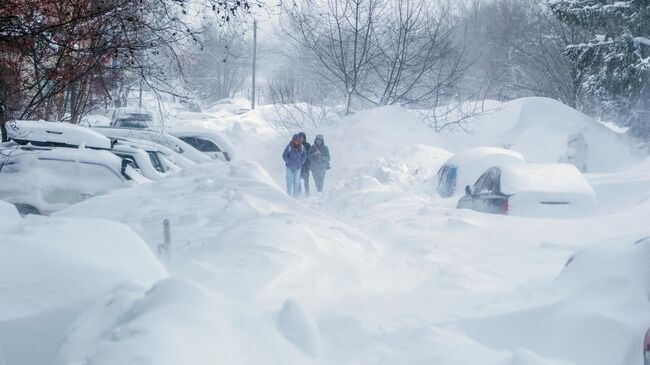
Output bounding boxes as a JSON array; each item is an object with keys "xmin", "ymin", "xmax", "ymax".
[
  {"xmin": 223, "ymin": 152, "xmax": 231, "ymax": 161},
  {"xmin": 500, "ymin": 199, "xmax": 509, "ymax": 215}
]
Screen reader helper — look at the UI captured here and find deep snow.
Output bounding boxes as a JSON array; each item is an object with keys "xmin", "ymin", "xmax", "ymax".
[{"xmin": 1, "ymin": 97, "xmax": 649, "ymax": 365}]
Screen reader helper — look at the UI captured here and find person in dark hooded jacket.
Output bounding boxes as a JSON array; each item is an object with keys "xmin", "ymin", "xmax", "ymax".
[
  {"xmin": 308, "ymin": 135, "xmax": 330, "ymax": 193},
  {"xmin": 282, "ymin": 134, "xmax": 307, "ymax": 197},
  {"xmin": 298, "ymin": 132, "xmax": 311, "ymax": 196}
]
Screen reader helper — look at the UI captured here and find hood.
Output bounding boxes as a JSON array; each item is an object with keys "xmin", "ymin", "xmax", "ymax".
[{"xmin": 315, "ymin": 135, "xmax": 324, "ymax": 144}]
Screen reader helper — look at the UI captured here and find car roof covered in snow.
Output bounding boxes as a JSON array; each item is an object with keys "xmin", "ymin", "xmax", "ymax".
[
  {"xmin": 113, "ymin": 107, "xmax": 152, "ymax": 117},
  {"xmin": 497, "ymin": 163, "xmax": 595, "ymax": 196},
  {"xmin": 7, "ymin": 120, "xmax": 112, "ymax": 149},
  {"xmin": 170, "ymin": 128, "xmax": 234, "ymax": 153},
  {"xmin": 443, "ymin": 147, "xmax": 525, "ymax": 192},
  {"xmin": 92, "ymin": 127, "xmax": 211, "ymax": 163},
  {"xmin": 446, "ymin": 147, "xmax": 524, "ymax": 167},
  {"xmin": 1, "ymin": 146, "xmax": 149, "ymax": 183}
]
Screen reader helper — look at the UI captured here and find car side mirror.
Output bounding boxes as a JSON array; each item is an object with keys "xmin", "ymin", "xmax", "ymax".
[{"xmin": 465, "ymin": 185, "xmax": 472, "ymax": 195}]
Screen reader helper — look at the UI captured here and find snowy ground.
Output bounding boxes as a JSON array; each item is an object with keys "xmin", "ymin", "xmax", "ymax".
[{"xmin": 1, "ymin": 97, "xmax": 649, "ymax": 365}]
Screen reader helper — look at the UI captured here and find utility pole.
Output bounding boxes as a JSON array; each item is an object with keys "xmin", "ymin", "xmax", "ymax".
[
  {"xmin": 138, "ymin": 77, "xmax": 143, "ymax": 109},
  {"xmin": 251, "ymin": 19, "xmax": 257, "ymax": 110}
]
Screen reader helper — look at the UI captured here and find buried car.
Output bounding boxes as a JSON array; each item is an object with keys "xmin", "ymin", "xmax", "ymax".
[
  {"xmin": 92, "ymin": 127, "xmax": 211, "ymax": 164},
  {"xmin": 170, "ymin": 129, "xmax": 233, "ymax": 161},
  {"xmin": 436, "ymin": 147, "xmax": 525, "ymax": 198},
  {"xmin": 457, "ymin": 163, "xmax": 598, "ymax": 218},
  {"xmin": 0, "ymin": 146, "xmax": 147, "ymax": 215},
  {"xmin": 111, "ymin": 107, "xmax": 154, "ymax": 129}
]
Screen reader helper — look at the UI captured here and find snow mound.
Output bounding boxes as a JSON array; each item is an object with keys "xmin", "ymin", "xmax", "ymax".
[
  {"xmin": 55, "ymin": 278, "xmax": 310, "ymax": 365},
  {"xmin": 456, "ymin": 234, "xmax": 650, "ymax": 365},
  {"xmin": 0, "ymin": 200, "xmax": 21, "ymax": 231},
  {"xmin": 494, "ymin": 97, "xmax": 641, "ymax": 172},
  {"xmin": 58, "ymin": 161, "xmax": 405, "ymax": 308},
  {"xmin": 0, "ymin": 216, "xmax": 167, "ymax": 320}
]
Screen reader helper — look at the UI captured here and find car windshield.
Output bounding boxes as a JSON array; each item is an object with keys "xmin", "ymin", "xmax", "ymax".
[
  {"xmin": 147, "ymin": 151, "xmax": 168, "ymax": 173},
  {"xmin": 122, "ymin": 113, "xmax": 152, "ymax": 121},
  {"xmin": 179, "ymin": 136, "xmax": 221, "ymax": 152}
]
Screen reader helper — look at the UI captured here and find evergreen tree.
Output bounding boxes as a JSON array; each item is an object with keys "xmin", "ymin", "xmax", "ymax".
[{"xmin": 551, "ymin": 0, "xmax": 650, "ymax": 139}]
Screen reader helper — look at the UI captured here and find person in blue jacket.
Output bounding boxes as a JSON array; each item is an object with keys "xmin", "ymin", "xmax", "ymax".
[{"xmin": 282, "ymin": 134, "xmax": 307, "ymax": 197}]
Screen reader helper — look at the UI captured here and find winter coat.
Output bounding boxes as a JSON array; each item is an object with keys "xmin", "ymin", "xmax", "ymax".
[
  {"xmin": 308, "ymin": 135, "xmax": 330, "ymax": 172},
  {"xmin": 301, "ymin": 141, "xmax": 311, "ymax": 175},
  {"xmin": 283, "ymin": 143, "xmax": 307, "ymax": 170}
]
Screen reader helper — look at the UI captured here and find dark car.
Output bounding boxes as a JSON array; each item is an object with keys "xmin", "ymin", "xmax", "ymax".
[
  {"xmin": 457, "ymin": 163, "xmax": 597, "ymax": 218},
  {"xmin": 457, "ymin": 167, "xmax": 510, "ymax": 214},
  {"xmin": 111, "ymin": 107, "xmax": 154, "ymax": 129}
]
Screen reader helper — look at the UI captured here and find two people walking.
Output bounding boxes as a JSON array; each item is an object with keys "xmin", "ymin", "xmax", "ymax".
[{"xmin": 282, "ymin": 132, "xmax": 330, "ymax": 198}]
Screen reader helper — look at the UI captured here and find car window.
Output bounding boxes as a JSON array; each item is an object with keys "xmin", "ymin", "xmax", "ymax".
[
  {"xmin": 473, "ymin": 173, "xmax": 489, "ymax": 194},
  {"xmin": 487, "ymin": 168, "xmax": 501, "ymax": 193},
  {"xmin": 179, "ymin": 136, "xmax": 221, "ymax": 152},
  {"xmin": 77, "ymin": 162, "xmax": 124, "ymax": 195},
  {"xmin": 196, "ymin": 138, "xmax": 221, "ymax": 152},
  {"xmin": 437, "ymin": 166, "xmax": 449, "ymax": 185},
  {"xmin": 115, "ymin": 154, "xmax": 139, "ymax": 170},
  {"xmin": 36, "ymin": 159, "xmax": 82, "ymax": 204},
  {"xmin": 178, "ymin": 137, "xmax": 198, "ymax": 149},
  {"xmin": 147, "ymin": 151, "xmax": 168, "ymax": 173}
]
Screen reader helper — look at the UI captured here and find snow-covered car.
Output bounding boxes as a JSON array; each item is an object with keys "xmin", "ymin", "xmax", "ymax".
[
  {"xmin": 92, "ymin": 127, "xmax": 211, "ymax": 164},
  {"xmin": 114, "ymin": 137, "xmax": 195, "ymax": 170},
  {"xmin": 109, "ymin": 140, "xmax": 171, "ymax": 180},
  {"xmin": 0, "ymin": 146, "xmax": 147, "ymax": 215},
  {"xmin": 7, "ymin": 120, "xmax": 112, "ymax": 149},
  {"xmin": 170, "ymin": 129, "xmax": 234, "ymax": 161},
  {"xmin": 6, "ymin": 120, "xmax": 179, "ymax": 179},
  {"xmin": 559, "ymin": 132, "xmax": 588, "ymax": 172},
  {"xmin": 111, "ymin": 107, "xmax": 154, "ymax": 129},
  {"xmin": 457, "ymin": 163, "xmax": 597, "ymax": 218},
  {"xmin": 436, "ymin": 147, "xmax": 525, "ymax": 198}
]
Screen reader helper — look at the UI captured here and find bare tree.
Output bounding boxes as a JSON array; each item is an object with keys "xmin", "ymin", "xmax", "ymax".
[
  {"xmin": 187, "ymin": 26, "xmax": 251, "ymax": 102},
  {"xmin": 282, "ymin": 0, "xmax": 383, "ymax": 115},
  {"xmin": 370, "ymin": 0, "xmax": 466, "ymax": 107}
]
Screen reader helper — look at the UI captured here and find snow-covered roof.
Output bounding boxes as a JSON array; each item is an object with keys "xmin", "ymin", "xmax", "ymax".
[
  {"xmin": 446, "ymin": 147, "xmax": 524, "ymax": 167},
  {"xmin": 496, "ymin": 97, "xmax": 642, "ymax": 171},
  {"xmin": 170, "ymin": 128, "xmax": 235, "ymax": 154},
  {"xmin": 113, "ymin": 107, "xmax": 152, "ymax": 118},
  {"xmin": 92, "ymin": 127, "xmax": 211, "ymax": 163},
  {"xmin": 443, "ymin": 147, "xmax": 525, "ymax": 191},
  {"xmin": 498, "ymin": 163, "xmax": 595, "ymax": 196},
  {"xmin": 7, "ymin": 120, "xmax": 112, "ymax": 149}
]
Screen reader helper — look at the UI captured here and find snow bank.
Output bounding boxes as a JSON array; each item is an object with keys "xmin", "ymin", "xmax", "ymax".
[
  {"xmin": 54, "ymin": 278, "xmax": 310, "ymax": 365},
  {"xmin": 456, "ymin": 235, "xmax": 650, "ymax": 365},
  {"xmin": 486, "ymin": 98, "xmax": 641, "ymax": 172},
  {"xmin": 8, "ymin": 120, "xmax": 112, "ymax": 149},
  {"xmin": 0, "ymin": 216, "xmax": 166, "ymax": 320},
  {"xmin": 58, "ymin": 161, "xmax": 403, "ymax": 309},
  {"xmin": 0, "ymin": 215, "xmax": 166, "ymax": 365},
  {"xmin": 0, "ymin": 200, "xmax": 21, "ymax": 230}
]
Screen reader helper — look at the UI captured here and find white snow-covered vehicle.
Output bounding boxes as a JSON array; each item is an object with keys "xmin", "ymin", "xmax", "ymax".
[
  {"xmin": 436, "ymin": 147, "xmax": 525, "ymax": 198},
  {"xmin": 109, "ymin": 140, "xmax": 171, "ymax": 180},
  {"xmin": 457, "ymin": 163, "xmax": 598, "ymax": 218},
  {"xmin": 92, "ymin": 127, "xmax": 211, "ymax": 164},
  {"xmin": 113, "ymin": 137, "xmax": 195, "ymax": 170},
  {"xmin": 0, "ymin": 146, "xmax": 148, "ymax": 215},
  {"xmin": 7, "ymin": 120, "xmax": 112, "ymax": 149},
  {"xmin": 6, "ymin": 120, "xmax": 180, "ymax": 180},
  {"xmin": 170, "ymin": 129, "xmax": 234, "ymax": 161},
  {"xmin": 110, "ymin": 107, "xmax": 154, "ymax": 129}
]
